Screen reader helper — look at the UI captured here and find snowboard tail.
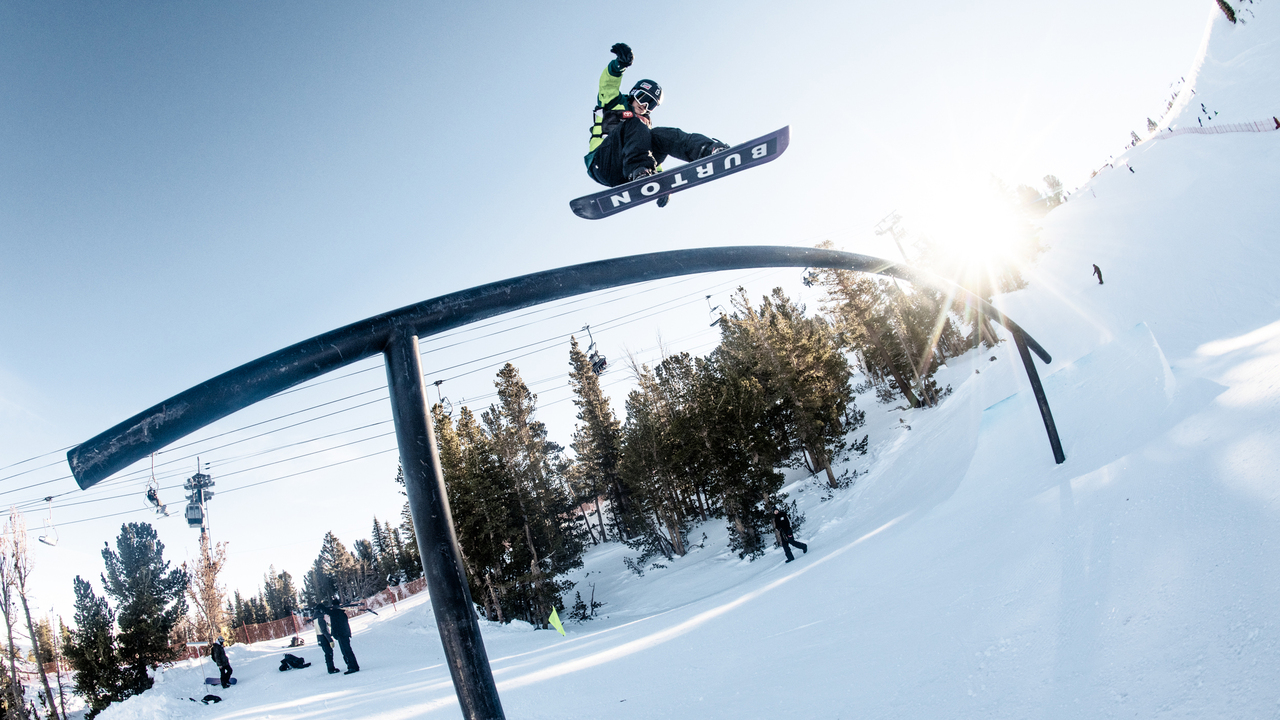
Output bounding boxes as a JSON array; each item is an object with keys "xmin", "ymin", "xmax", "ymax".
[
  {"xmin": 205, "ymin": 677, "xmax": 237, "ymax": 686},
  {"xmin": 570, "ymin": 126, "xmax": 789, "ymax": 219}
]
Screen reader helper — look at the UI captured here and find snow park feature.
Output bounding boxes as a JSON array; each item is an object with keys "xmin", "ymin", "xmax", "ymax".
[
  {"xmin": 68, "ymin": 245, "xmax": 1056, "ymax": 720},
  {"xmin": 65, "ymin": 5, "xmax": 1280, "ymax": 719}
]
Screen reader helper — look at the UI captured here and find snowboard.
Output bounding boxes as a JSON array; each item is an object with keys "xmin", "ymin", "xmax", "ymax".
[
  {"xmin": 570, "ymin": 126, "xmax": 789, "ymax": 219},
  {"xmin": 205, "ymin": 677, "xmax": 237, "ymax": 686}
]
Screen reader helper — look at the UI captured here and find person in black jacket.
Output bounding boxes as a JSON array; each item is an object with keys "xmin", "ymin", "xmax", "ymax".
[
  {"xmin": 772, "ymin": 508, "xmax": 808, "ymax": 563},
  {"xmin": 584, "ymin": 43, "xmax": 729, "ymax": 192},
  {"xmin": 210, "ymin": 637, "xmax": 233, "ymax": 688},
  {"xmin": 313, "ymin": 603, "xmax": 339, "ymax": 674},
  {"xmin": 324, "ymin": 598, "xmax": 360, "ymax": 675}
]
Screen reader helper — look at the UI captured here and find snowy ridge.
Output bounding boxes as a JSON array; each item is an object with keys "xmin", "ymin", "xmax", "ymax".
[{"xmin": 91, "ymin": 7, "xmax": 1280, "ymax": 719}]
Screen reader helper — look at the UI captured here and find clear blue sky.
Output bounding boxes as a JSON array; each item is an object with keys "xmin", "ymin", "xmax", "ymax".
[{"xmin": 1, "ymin": 0, "xmax": 1211, "ymax": 618}]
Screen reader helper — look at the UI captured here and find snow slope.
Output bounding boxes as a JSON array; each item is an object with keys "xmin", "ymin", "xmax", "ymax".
[{"xmin": 92, "ymin": 8, "xmax": 1280, "ymax": 719}]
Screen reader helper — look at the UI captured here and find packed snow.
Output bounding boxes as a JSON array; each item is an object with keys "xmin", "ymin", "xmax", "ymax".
[{"xmin": 88, "ymin": 8, "xmax": 1279, "ymax": 719}]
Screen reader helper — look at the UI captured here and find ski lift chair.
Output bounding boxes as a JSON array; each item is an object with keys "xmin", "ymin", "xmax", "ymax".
[
  {"xmin": 185, "ymin": 501, "xmax": 204, "ymax": 529},
  {"xmin": 582, "ymin": 325, "xmax": 607, "ymax": 375},
  {"xmin": 590, "ymin": 350, "xmax": 608, "ymax": 375},
  {"xmin": 38, "ymin": 497, "xmax": 58, "ymax": 547}
]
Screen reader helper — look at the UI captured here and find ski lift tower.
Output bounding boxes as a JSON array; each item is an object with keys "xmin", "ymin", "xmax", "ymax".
[
  {"xmin": 183, "ymin": 468, "xmax": 215, "ymax": 535},
  {"xmin": 874, "ymin": 210, "xmax": 910, "ymax": 262}
]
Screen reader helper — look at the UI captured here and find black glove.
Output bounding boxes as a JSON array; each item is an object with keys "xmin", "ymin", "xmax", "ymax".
[{"xmin": 610, "ymin": 43, "xmax": 633, "ymax": 68}]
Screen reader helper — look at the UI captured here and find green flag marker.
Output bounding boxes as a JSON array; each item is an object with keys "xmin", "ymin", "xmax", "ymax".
[{"xmin": 548, "ymin": 607, "xmax": 565, "ymax": 636}]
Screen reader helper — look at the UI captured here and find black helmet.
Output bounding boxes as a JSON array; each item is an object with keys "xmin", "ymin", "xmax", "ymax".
[{"xmin": 629, "ymin": 79, "xmax": 663, "ymax": 114}]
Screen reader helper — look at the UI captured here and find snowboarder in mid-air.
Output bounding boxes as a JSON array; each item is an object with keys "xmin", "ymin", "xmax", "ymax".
[
  {"xmin": 1092, "ymin": 264, "xmax": 1105, "ymax": 285},
  {"xmin": 585, "ymin": 43, "xmax": 730, "ymax": 205}
]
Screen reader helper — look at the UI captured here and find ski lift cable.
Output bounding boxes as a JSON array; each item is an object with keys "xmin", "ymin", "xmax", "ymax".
[
  {"xmin": 6, "ymin": 267, "xmax": 777, "ymax": 487},
  {"xmin": 0, "ymin": 387, "xmax": 390, "ymax": 493},
  {"xmin": 17, "ymin": 292, "xmax": 742, "ymax": 504},
  {"xmin": 8, "ymin": 326, "xmax": 723, "ymax": 515},
  {"xmin": 7, "ymin": 316, "xmax": 696, "ymax": 512},
  {"xmin": 0, "ymin": 445, "xmax": 76, "ymax": 474},
  {"xmin": 264, "ymin": 272, "xmax": 723, "ymax": 401},
  {"xmin": 13, "ymin": 417, "xmax": 397, "ymax": 512},
  {"xmin": 0, "ymin": 455, "xmax": 78, "ymax": 485},
  {"xmin": 6, "ymin": 267, "xmax": 788, "ymax": 500},
  {"xmin": 34, "ymin": 429, "xmax": 397, "ymax": 514}
]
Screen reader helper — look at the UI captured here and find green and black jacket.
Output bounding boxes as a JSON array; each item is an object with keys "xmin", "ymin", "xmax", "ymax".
[{"xmin": 585, "ymin": 59, "xmax": 650, "ymax": 165}]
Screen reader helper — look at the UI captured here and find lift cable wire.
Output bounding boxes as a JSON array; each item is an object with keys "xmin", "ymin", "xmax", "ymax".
[
  {"xmin": 263, "ymin": 270, "xmax": 740, "ymax": 401},
  {"xmin": 18, "ymin": 322, "xmax": 718, "ymax": 512},
  {"xmin": 8, "ymin": 325, "xmax": 722, "ymax": 516},
  {"xmin": 3, "ymin": 269, "xmax": 786, "ymax": 512}
]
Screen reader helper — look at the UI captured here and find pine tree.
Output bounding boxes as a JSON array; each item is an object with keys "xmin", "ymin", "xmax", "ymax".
[
  {"xmin": 719, "ymin": 288, "xmax": 860, "ymax": 487},
  {"xmin": 695, "ymin": 351, "xmax": 790, "ymax": 559},
  {"xmin": 567, "ymin": 336, "xmax": 626, "ymax": 542},
  {"xmin": 392, "ymin": 465, "xmax": 424, "ymax": 581},
  {"xmin": 482, "ymin": 364, "xmax": 584, "ymax": 626},
  {"xmin": 262, "ymin": 567, "xmax": 300, "ymax": 621},
  {"xmin": 1216, "ymin": 0, "xmax": 1236, "ymax": 23},
  {"xmin": 370, "ymin": 519, "xmax": 401, "ymax": 587},
  {"xmin": 33, "ymin": 619, "xmax": 56, "ymax": 665},
  {"xmin": 63, "ymin": 578, "xmax": 125, "ymax": 719},
  {"xmin": 100, "ymin": 523, "xmax": 188, "ymax": 695}
]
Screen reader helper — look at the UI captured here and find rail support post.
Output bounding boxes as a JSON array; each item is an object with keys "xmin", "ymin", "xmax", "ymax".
[
  {"xmin": 1012, "ymin": 329, "xmax": 1066, "ymax": 464},
  {"xmin": 383, "ymin": 326, "xmax": 506, "ymax": 719}
]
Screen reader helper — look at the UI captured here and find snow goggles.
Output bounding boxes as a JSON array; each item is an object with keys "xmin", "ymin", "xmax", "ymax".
[{"xmin": 630, "ymin": 87, "xmax": 662, "ymax": 114}]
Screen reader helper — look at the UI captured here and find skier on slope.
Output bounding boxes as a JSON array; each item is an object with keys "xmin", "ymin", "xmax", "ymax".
[{"xmin": 584, "ymin": 43, "xmax": 730, "ymax": 204}]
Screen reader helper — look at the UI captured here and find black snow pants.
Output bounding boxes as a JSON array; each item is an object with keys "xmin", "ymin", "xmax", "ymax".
[
  {"xmin": 335, "ymin": 634, "xmax": 359, "ymax": 672},
  {"xmin": 588, "ymin": 114, "xmax": 720, "ymax": 187},
  {"xmin": 218, "ymin": 662, "xmax": 233, "ymax": 688},
  {"xmin": 780, "ymin": 535, "xmax": 807, "ymax": 562},
  {"xmin": 319, "ymin": 635, "xmax": 337, "ymax": 672}
]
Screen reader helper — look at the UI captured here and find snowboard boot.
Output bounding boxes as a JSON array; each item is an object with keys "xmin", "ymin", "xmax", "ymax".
[
  {"xmin": 627, "ymin": 167, "xmax": 655, "ymax": 182},
  {"xmin": 344, "ymin": 668, "xmax": 360, "ymax": 675}
]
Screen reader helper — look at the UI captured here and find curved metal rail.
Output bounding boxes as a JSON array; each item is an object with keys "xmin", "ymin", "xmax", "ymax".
[
  {"xmin": 66, "ymin": 245, "xmax": 1064, "ymax": 720},
  {"xmin": 67, "ymin": 245, "xmax": 1054, "ymax": 487}
]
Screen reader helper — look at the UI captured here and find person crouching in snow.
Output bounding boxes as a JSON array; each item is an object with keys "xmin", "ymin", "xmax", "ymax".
[
  {"xmin": 210, "ymin": 637, "xmax": 233, "ymax": 688},
  {"xmin": 584, "ymin": 43, "xmax": 730, "ymax": 205},
  {"xmin": 772, "ymin": 507, "xmax": 808, "ymax": 563}
]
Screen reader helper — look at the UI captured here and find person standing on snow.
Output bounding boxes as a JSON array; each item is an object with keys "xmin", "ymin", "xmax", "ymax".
[
  {"xmin": 1092, "ymin": 264, "xmax": 1104, "ymax": 285},
  {"xmin": 772, "ymin": 507, "xmax": 808, "ymax": 563},
  {"xmin": 324, "ymin": 598, "xmax": 360, "ymax": 675},
  {"xmin": 314, "ymin": 602, "xmax": 340, "ymax": 674},
  {"xmin": 584, "ymin": 43, "xmax": 730, "ymax": 202},
  {"xmin": 210, "ymin": 636, "xmax": 233, "ymax": 688}
]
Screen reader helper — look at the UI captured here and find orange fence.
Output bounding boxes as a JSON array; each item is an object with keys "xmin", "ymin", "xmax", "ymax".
[
  {"xmin": 233, "ymin": 614, "xmax": 305, "ymax": 646},
  {"xmin": 228, "ymin": 578, "xmax": 431, "ymax": 647}
]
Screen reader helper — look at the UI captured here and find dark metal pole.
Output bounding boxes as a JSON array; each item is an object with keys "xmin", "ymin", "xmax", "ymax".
[
  {"xmin": 383, "ymin": 326, "xmax": 505, "ymax": 720},
  {"xmin": 1012, "ymin": 329, "xmax": 1066, "ymax": 464}
]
